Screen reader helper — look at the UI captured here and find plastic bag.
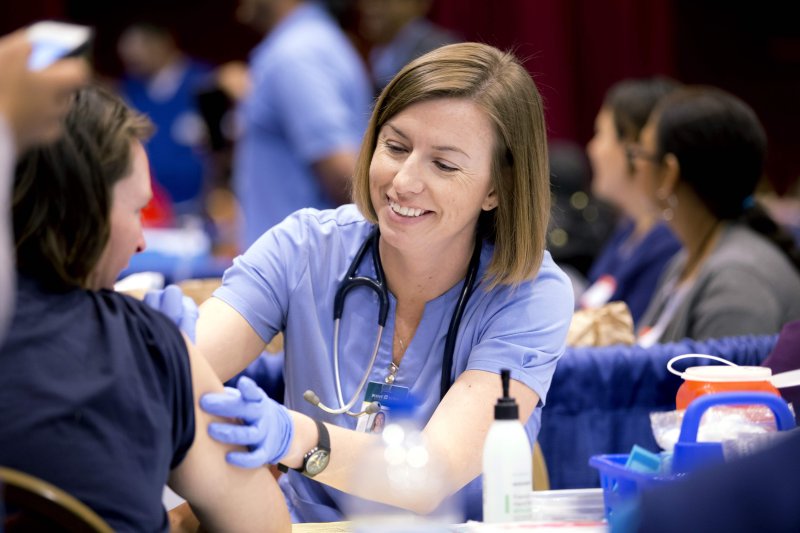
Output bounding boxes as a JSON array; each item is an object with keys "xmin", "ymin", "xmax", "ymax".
[
  {"xmin": 650, "ymin": 404, "xmax": 794, "ymax": 461},
  {"xmin": 566, "ymin": 301, "xmax": 635, "ymax": 347}
]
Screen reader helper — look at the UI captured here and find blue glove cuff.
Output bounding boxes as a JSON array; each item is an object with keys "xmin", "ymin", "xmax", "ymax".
[{"xmin": 271, "ymin": 404, "xmax": 294, "ymax": 464}]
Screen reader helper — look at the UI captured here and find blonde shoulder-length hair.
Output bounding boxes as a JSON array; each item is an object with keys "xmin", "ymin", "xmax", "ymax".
[{"xmin": 352, "ymin": 42, "xmax": 550, "ymax": 288}]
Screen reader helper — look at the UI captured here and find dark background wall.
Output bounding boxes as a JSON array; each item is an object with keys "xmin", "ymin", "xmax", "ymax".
[{"xmin": 2, "ymin": 0, "xmax": 798, "ymax": 193}]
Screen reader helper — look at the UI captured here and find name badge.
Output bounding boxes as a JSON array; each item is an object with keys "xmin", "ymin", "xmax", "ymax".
[
  {"xmin": 354, "ymin": 381, "xmax": 409, "ymax": 433},
  {"xmin": 579, "ymin": 274, "xmax": 617, "ymax": 309}
]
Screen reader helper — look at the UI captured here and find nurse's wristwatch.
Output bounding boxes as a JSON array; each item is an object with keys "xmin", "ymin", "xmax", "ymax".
[{"xmin": 278, "ymin": 419, "xmax": 330, "ymax": 478}]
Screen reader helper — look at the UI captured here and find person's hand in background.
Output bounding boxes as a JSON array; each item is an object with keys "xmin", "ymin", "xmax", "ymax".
[
  {"xmin": 200, "ymin": 376, "xmax": 294, "ymax": 468},
  {"xmin": 0, "ymin": 26, "xmax": 89, "ymax": 345},
  {"xmin": 0, "ymin": 28, "xmax": 90, "ymax": 154},
  {"xmin": 215, "ymin": 61, "xmax": 251, "ymax": 102},
  {"xmin": 144, "ymin": 285, "xmax": 199, "ymax": 343}
]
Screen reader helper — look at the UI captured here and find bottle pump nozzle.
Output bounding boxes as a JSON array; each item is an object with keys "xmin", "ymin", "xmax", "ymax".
[{"xmin": 495, "ymin": 368, "xmax": 519, "ymax": 420}]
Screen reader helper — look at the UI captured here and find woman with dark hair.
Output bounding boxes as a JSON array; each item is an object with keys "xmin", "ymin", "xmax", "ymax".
[
  {"xmin": 0, "ymin": 85, "xmax": 290, "ymax": 532},
  {"xmin": 581, "ymin": 77, "xmax": 681, "ymax": 324},
  {"xmin": 632, "ymin": 86, "xmax": 800, "ymax": 345}
]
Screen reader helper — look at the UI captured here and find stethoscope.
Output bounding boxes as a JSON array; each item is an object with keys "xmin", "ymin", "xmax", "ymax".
[{"xmin": 303, "ymin": 226, "xmax": 482, "ymax": 417}]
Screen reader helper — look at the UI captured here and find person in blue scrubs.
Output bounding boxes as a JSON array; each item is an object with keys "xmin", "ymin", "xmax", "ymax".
[
  {"xmin": 232, "ymin": 0, "xmax": 372, "ymax": 247},
  {"xmin": 163, "ymin": 42, "xmax": 573, "ymax": 522},
  {"xmin": 357, "ymin": 0, "xmax": 459, "ymax": 95},
  {"xmin": 581, "ymin": 78, "xmax": 681, "ymax": 324}
]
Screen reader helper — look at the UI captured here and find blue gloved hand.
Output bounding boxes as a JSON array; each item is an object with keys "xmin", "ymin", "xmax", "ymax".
[
  {"xmin": 143, "ymin": 285, "xmax": 198, "ymax": 343},
  {"xmin": 200, "ymin": 375, "xmax": 294, "ymax": 468}
]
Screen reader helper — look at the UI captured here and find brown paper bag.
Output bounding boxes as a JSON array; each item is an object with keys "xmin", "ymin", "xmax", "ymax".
[{"xmin": 567, "ymin": 301, "xmax": 635, "ymax": 347}]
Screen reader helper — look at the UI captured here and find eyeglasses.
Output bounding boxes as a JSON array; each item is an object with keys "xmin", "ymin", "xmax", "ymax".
[{"xmin": 624, "ymin": 144, "xmax": 661, "ymax": 165}]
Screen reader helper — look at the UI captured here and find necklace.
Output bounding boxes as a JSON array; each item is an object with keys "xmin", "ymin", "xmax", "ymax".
[
  {"xmin": 386, "ymin": 336, "xmax": 406, "ymax": 384},
  {"xmin": 681, "ymin": 220, "xmax": 721, "ymax": 282},
  {"xmin": 385, "ymin": 362, "xmax": 399, "ymax": 384}
]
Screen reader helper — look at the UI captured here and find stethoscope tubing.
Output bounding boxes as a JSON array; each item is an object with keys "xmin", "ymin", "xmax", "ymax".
[
  {"xmin": 307, "ymin": 227, "xmax": 481, "ymax": 417},
  {"xmin": 332, "ymin": 320, "xmax": 385, "ymax": 415},
  {"xmin": 440, "ymin": 233, "xmax": 482, "ymax": 400}
]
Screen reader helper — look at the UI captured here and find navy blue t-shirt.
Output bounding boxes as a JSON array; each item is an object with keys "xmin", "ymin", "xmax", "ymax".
[{"xmin": 0, "ymin": 276, "xmax": 195, "ymax": 531}]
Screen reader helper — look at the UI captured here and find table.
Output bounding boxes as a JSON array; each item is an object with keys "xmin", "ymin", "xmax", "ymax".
[
  {"xmin": 291, "ymin": 521, "xmax": 607, "ymax": 532},
  {"xmin": 290, "ymin": 489, "xmax": 608, "ymax": 532}
]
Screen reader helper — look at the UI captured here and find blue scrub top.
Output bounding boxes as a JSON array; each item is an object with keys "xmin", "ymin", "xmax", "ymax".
[
  {"xmin": 215, "ymin": 205, "xmax": 574, "ymax": 522},
  {"xmin": 233, "ymin": 3, "xmax": 371, "ymax": 247}
]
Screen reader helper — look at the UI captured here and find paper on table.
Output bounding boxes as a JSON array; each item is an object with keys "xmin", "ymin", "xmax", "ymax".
[
  {"xmin": 458, "ymin": 521, "xmax": 606, "ymax": 532},
  {"xmin": 291, "ymin": 522, "xmax": 353, "ymax": 533}
]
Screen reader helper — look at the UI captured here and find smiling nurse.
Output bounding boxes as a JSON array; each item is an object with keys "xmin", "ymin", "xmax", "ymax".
[{"xmin": 154, "ymin": 42, "xmax": 573, "ymax": 522}]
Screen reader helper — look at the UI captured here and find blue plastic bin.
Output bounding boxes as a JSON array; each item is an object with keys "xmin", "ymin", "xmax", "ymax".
[
  {"xmin": 589, "ymin": 453, "xmax": 679, "ymax": 520},
  {"xmin": 589, "ymin": 392, "xmax": 796, "ymax": 520}
]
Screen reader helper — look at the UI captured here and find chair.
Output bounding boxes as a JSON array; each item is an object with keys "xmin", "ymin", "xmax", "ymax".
[
  {"xmin": 1, "ymin": 467, "xmax": 113, "ymax": 532},
  {"xmin": 533, "ymin": 441, "xmax": 550, "ymax": 491}
]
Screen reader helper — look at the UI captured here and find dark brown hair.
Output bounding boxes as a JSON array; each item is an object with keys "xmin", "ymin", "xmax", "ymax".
[
  {"xmin": 605, "ymin": 76, "xmax": 681, "ymax": 142},
  {"xmin": 13, "ymin": 84, "xmax": 153, "ymax": 289},
  {"xmin": 653, "ymin": 86, "xmax": 766, "ymax": 221},
  {"xmin": 652, "ymin": 86, "xmax": 800, "ymax": 271}
]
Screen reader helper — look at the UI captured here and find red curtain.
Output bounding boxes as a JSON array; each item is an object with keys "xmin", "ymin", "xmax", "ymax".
[
  {"xmin": 0, "ymin": 0, "xmax": 64, "ymax": 34},
  {"xmin": 428, "ymin": 0, "xmax": 675, "ymax": 145}
]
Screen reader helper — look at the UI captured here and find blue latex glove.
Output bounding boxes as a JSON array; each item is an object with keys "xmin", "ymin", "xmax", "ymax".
[
  {"xmin": 200, "ymin": 375, "xmax": 294, "ymax": 468},
  {"xmin": 143, "ymin": 285, "xmax": 198, "ymax": 343}
]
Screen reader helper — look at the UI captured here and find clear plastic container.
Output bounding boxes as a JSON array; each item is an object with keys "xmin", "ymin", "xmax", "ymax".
[{"xmin": 529, "ymin": 488, "xmax": 606, "ymax": 522}]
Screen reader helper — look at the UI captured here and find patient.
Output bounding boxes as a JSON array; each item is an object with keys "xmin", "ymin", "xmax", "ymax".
[{"xmin": 0, "ymin": 85, "xmax": 290, "ymax": 532}]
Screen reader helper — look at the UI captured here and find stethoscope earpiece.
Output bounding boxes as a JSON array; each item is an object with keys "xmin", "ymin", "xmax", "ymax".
[
  {"xmin": 304, "ymin": 387, "xmax": 381, "ymax": 417},
  {"xmin": 303, "ymin": 390, "xmax": 321, "ymax": 406},
  {"xmin": 364, "ymin": 401, "xmax": 381, "ymax": 415}
]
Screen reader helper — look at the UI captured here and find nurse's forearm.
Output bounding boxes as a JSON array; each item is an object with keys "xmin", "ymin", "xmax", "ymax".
[
  {"xmin": 281, "ymin": 371, "xmax": 540, "ymax": 515},
  {"xmin": 283, "ymin": 411, "xmax": 453, "ymax": 515}
]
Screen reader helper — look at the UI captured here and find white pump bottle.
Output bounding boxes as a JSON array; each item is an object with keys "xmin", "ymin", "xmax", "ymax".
[{"xmin": 482, "ymin": 368, "xmax": 533, "ymax": 523}]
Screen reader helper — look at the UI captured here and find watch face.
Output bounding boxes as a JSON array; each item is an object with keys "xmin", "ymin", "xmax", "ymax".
[{"xmin": 305, "ymin": 450, "xmax": 330, "ymax": 476}]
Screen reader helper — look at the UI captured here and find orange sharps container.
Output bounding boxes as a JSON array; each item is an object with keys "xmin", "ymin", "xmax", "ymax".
[{"xmin": 675, "ymin": 365, "xmax": 781, "ymax": 410}]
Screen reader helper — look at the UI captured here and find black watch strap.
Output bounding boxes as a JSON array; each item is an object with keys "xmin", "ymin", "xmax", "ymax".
[
  {"xmin": 278, "ymin": 419, "xmax": 330, "ymax": 474},
  {"xmin": 314, "ymin": 419, "xmax": 331, "ymax": 453}
]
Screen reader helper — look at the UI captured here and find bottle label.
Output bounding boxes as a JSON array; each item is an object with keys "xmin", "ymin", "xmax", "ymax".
[
  {"xmin": 510, "ymin": 471, "xmax": 533, "ymax": 520},
  {"xmin": 482, "ymin": 446, "xmax": 533, "ymax": 522}
]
